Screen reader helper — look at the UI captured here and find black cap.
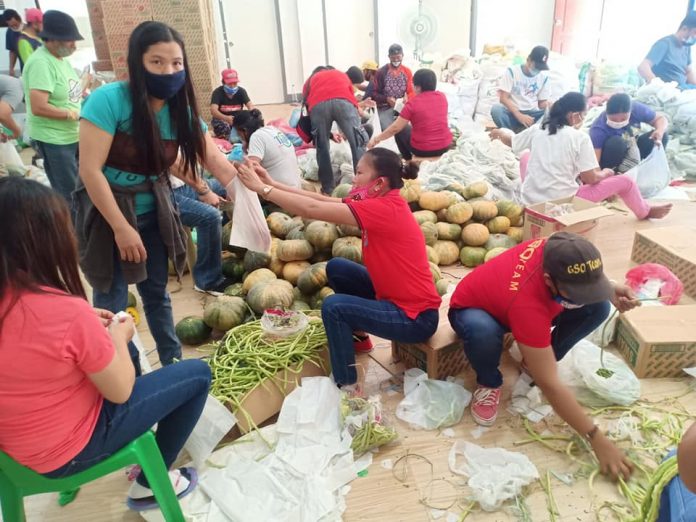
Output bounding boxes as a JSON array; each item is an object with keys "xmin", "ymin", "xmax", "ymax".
[
  {"xmin": 543, "ymin": 232, "xmax": 613, "ymax": 305},
  {"xmin": 39, "ymin": 10, "xmax": 83, "ymax": 41},
  {"xmin": 529, "ymin": 45, "xmax": 549, "ymax": 71},
  {"xmin": 388, "ymin": 43, "xmax": 403, "ymax": 55}
]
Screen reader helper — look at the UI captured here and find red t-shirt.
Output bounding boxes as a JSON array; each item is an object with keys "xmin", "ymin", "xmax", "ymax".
[
  {"xmin": 450, "ymin": 239, "xmax": 563, "ymax": 348},
  {"xmin": 399, "ymin": 90, "xmax": 452, "ymax": 152},
  {"xmin": 0, "ymin": 289, "xmax": 114, "ymax": 472},
  {"xmin": 305, "ymin": 69, "xmax": 359, "ymax": 111},
  {"xmin": 346, "ymin": 190, "xmax": 441, "ymax": 318}
]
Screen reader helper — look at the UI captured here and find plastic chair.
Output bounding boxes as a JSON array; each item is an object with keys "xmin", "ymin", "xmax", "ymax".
[{"xmin": 0, "ymin": 431, "xmax": 185, "ymax": 522}]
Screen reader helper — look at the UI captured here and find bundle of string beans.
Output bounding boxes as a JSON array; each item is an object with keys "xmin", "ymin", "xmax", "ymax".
[{"xmin": 208, "ymin": 316, "xmax": 328, "ymax": 431}]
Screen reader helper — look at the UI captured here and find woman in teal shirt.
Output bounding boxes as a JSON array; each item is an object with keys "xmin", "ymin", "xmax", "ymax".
[{"xmin": 78, "ymin": 21, "xmax": 237, "ymax": 367}]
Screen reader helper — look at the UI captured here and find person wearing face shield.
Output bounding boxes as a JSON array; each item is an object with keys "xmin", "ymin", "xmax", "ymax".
[
  {"xmin": 448, "ymin": 231, "xmax": 638, "ymax": 483},
  {"xmin": 210, "ymin": 69, "xmax": 254, "ymax": 141},
  {"xmin": 590, "ymin": 93, "xmax": 669, "ymax": 172},
  {"xmin": 22, "ymin": 10, "xmax": 83, "ymax": 203},
  {"xmin": 370, "ymin": 43, "xmax": 415, "ymax": 159},
  {"xmin": 491, "ymin": 46, "xmax": 550, "ymax": 132},
  {"xmin": 491, "ymin": 92, "xmax": 672, "ymax": 220},
  {"xmin": 639, "ymin": 12, "xmax": 696, "ymax": 89},
  {"xmin": 2, "ymin": 9, "xmax": 23, "ymax": 77}
]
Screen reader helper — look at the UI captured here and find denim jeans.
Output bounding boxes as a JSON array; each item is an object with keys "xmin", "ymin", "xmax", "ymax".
[
  {"xmin": 378, "ymin": 107, "xmax": 412, "ymax": 159},
  {"xmin": 322, "ymin": 258, "xmax": 439, "ymax": 385},
  {"xmin": 43, "ymin": 360, "xmax": 211, "ymax": 487},
  {"xmin": 35, "ymin": 140, "xmax": 78, "ymax": 204},
  {"xmin": 93, "ymin": 211, "xmax": 181, "ymax": 366},
  {"xmin": 172, "ymin": 183, "xmax": 225, "ymax": 290},
  {"xmin": 599, "ymin": 132, "xmax": 670, "ymax": 171},
  {"xmin": 310, "ymin": 99, "xmax": 368, "ymax": 194},
  {"xmin": 657, "ymin": 450, "xmax": 696, "ymax": 522},
  {"xmin": 448, "ymin": 301, "xmax": 610, "ymax": 388},
  {"xmin": 490, "ymin": 104, "xmax": 545, "ymax": 132}
]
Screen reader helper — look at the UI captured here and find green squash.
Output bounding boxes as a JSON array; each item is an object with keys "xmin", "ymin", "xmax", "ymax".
[
  {"xmin": 175, "ymin": 316, "xmax": 212, "ymax": 345},
  {"xmin": 203, "ymin": 296, "xmax": 247, "ymax": 331}
]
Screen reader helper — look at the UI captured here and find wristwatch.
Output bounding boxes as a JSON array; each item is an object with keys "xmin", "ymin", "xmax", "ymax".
[{"xmin": 261, "ymin": 185, "xmax": 274, "ymax": 198}]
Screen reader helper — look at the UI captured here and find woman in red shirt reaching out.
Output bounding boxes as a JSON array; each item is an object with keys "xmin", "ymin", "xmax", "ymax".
[
  {"xmin": 448, "ymin": 232, "xmax": 638, "ymax": 480},
  {"xmin": 235, "ymin": 148, "xmax": 441, "ymax": 395},
  {"xmin": 368, "ymin": 68, "xmax": 452, "ymax": 159}
]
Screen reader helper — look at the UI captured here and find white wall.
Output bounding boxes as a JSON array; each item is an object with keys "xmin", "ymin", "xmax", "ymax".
[
  {"xmin": 278, "ymin": 0, "xmax": 304, "ymax": 100},
  {"xmin": 475, "ymin": 0, "xmax": 554, "ymax": 55},
  {"xmin": 325, "ymin": 0, "xmax": 375, "ymax": 72},
  {"xmin": 296, "ymin": 0, "xmax": 326, "ymax": 81}
]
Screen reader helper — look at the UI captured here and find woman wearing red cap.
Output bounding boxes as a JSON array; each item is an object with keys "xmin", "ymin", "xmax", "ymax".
[
  {"xmin": 210, "ymin": 68, "xmax": 254, "ymax": 141},
  {"xmin": 17, "ymin": 8, "xmax": 43, "ymax": 67}
]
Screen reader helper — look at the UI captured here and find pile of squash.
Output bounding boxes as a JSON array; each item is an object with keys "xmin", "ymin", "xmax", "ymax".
[{"xmin": 176, "ymin": 180, "xmax": 524, "ymax": 345}]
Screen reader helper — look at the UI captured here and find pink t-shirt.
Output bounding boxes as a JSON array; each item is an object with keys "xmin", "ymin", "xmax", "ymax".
[
  {"xmin": 399, "ymin": 90, "xmax": 452, "ymax": 152},
  {"xmin": 0, "ymin": 289, "xmax": 114, "ymax": 473}
]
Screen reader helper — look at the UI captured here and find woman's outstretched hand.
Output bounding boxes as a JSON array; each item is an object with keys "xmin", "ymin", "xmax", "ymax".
[{"xmin": 234, "ymin": 159, "xmax": 265, "ymax": 193}]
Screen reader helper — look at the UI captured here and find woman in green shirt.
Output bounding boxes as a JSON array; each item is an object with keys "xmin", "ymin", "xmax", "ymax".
[{"xmin": 78, "ymin": 21, "xmax": 237, "ymax": 368}]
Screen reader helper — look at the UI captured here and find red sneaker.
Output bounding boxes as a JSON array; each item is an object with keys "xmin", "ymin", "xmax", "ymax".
[
  {"xmin": 353, "ymin": 334, "xmax": 373, "ymax": 353},
  {"xmin": 471, "ymin": 386, "xmax": 502, "ymax": 426}
]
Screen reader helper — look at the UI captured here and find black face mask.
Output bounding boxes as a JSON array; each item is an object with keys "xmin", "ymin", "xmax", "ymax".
[{"xmin": 144, "ymin": 70, "xmax": 186, "ymax": 100}]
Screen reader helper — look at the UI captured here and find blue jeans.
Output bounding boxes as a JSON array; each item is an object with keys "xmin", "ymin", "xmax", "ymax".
[
  {"xmin": 310, "ymin": 98, "xmax": 368, "ymax": 194},
  {"xmin": 322, "ymin": 258, "xmax": 439, "ymax": 385},
  {"xmin": 93, "ymin": 211, "xmax": 181, "ymax": 366},
  {"xmin": 43, "ymin": 360, "xmax": 211, "ymax": 486},
  {"xmin": 448, "ymin": 301, "xmax": 610, "ymax": 388},
  {"xmin": 378, "ymin": 107, "xmax": 413, "ymax": 159},
  {"xmin": 490, "ymin": 104, "xmax": 545, "ymax": 132},
  {"xmin": 657, "ymin": 450, "xmax": 696, "ymax": 522},
  {"xmin": 172, "ymin": 183, "xmax": 225, "ymax": 290},
  {"xmin": 35, "ymin": 140, "xmax": 78, "ymax": 204}
]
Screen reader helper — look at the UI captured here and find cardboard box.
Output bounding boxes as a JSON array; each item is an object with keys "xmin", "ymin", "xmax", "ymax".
[
  {"xmin": 631, "ymin": 226, "xmax": 696, "ymax": 298},
  {"xmin": 234, "ymin": 346, "xmax": 331, "ymax": 433},
  {"xmin": 523, "ymin": 196, "xmax": 614, "ymax": 241},
  {"xmin": 615, "ymin": 305, "xmax": 696, "ymax": 378}
]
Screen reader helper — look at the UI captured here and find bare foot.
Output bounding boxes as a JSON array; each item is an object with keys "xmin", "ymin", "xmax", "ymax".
[{"xmin": 645, "ymin": 203, "xmax": 673, "ymax": 219}]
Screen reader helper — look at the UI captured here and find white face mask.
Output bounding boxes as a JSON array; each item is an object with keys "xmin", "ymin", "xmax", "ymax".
[{"xmin": 606, "ymin": 117, "xmax": 630, "ymax": 130}]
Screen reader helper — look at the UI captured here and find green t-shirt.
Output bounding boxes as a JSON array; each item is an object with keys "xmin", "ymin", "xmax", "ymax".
[
  {"xmin": 81, "ymin": 82, "xmax": 177, "ymax": 215},
  {"xmin": 23, "ymin": 46, "xmax": 81, "ymax": 145}
]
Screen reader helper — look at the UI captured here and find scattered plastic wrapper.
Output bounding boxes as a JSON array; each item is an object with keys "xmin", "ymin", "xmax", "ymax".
[
  {"xmin": 184, "ymin": 395, "xmax": 237, "ymax": 468},
  {"xmin": 441, "ymin": 428, "xmax": 456, "ymax": 438},
  {"xmin": 508, "ymin": 373, "xmax": 553, "ymax": 423},
  {"xmin": 557, "ymin": 340, "xmax": 640, "ymax": 407},
  {"xmin": 470, "ymin": 426, "xmax": 489, "ymax": 440},
  {"xmin": 396, "ymin": 368, "xmax": 472, "ymax": 430},
  {"xmin": 448, "ymin": 440, "xmax": 539, "ymax": 511},
  {"xmin": 684, "ymin": 367, "xmax": 696, "ymax": 379}
]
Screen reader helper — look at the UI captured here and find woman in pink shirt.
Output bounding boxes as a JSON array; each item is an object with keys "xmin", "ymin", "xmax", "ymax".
[
  {"xmin": 368, "ymin": 68, "xmax": 452, "ymax": 159},
  {"xmin": 0, "ymin": 177, "xmax": 210, "ymax": 512}
]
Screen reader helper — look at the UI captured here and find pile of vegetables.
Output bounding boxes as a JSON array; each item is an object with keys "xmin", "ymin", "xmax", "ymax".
[
  {"xmin": 176, "ymin": 180, "xmax": 526, "ymax": 346},
  {"xmin": 341, "ymin": 395, "xmax": 398, "ymax": 456},
  {"xmin": 208, "ymin": 316, "xmax": 328, "ymax": 432}
]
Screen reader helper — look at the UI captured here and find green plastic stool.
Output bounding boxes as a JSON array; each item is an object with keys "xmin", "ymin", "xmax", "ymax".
[{"xmin": 0, "ymin": 431, "xmax": 185, "ymax": 522}]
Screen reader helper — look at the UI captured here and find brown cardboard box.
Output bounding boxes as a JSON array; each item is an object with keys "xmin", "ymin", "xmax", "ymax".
[
  {"xmin": 234, "ymin": 347, "xmax": 331, "ymax": 433},
  {"xmin": 631, "ymin": 226, "xmax": 696, "ymax": 298},
  {"xmin": 523, "ymin": 196, "xmax": 614, "ymax": 241},
  {"xmin": 615, "ymin": 305, "xmax": 696, "ymax": 378}
]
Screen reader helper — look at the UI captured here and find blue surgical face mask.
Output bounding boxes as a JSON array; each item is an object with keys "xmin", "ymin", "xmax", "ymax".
[
  {"xmin": 685, "ymin": 37, "xmax": 696, "ymax": 46},
  {"xmin": 144, "ymin": 70, "xmax": 186, "ymax": 100},
  {"xmin": 224, "ymin": 85, "xmax": 239, "ymax": 95},
  {"xmin": 553, "ymin": 294, "xmax": 584, "ymax": 310}
]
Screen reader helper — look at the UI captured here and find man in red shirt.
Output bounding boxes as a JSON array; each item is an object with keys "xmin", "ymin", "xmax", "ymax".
[
  {"xmin": 449, "ymin": 232, "xmax": 637, "ymax": 480},
  {"xmin": 303, "ymin": 66, "xmax": 368, "ymax": 195},
  {"xmin": 370, "ymin": 43, "xmax": 415, "ymax": 159}
]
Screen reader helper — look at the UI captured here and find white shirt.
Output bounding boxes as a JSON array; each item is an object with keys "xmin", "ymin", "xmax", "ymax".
[
  {"xmin": 498, "ymin": 65, "xmax": 550, "ymax": 111},
  {"xmin": 514, "ymin": 124, "xmax": 599, "ymax": 205},
  {"xmin": 248, "ymin": 126, "xmax": 301, "ymax": 188}
]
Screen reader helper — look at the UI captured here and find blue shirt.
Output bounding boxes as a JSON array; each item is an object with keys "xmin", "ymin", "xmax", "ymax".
[
  {"xmin": 81, "ymin": 82, "xmax": 207, "ymax": 215},
  {"xmin": 589, "ymin": 101, "xmax": 656, "ymax": 151},
  {"xmin": 646, "ymin": 35, "xmax": 692, "ymax": 86}
]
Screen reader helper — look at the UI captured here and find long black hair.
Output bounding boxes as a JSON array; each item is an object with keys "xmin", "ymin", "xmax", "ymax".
[
  {"xmin": 0, "ymin": 177, "xmax": 86, "ymax": 332},
  {"xmin": 127, "ymin": 21, "xmax": 205, "ymax": 180},
  {"xmin": 232, "ymin": 109, "xmax": 264, "ymax": 139},
  {"xmin": 542, "ymin": 92, "xmax": 586, "ymax": 135},
  {"xmin": 363, "ymin": 148, "xmax": 419, "ymax": 189}
]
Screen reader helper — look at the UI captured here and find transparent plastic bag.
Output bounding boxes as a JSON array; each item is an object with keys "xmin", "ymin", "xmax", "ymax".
[
  {"xmin": 625, "ymin": 263, "xmax": 683, "ymax": 305},
  {"xmin": 225, "ymin": 177, "xmax": 271, "ymax": 253},
  {"xmin": 395, "ymin": 368, "xmax": 471, "ymax": 430},
  {"xmin": 184, "ymin": 395, "xmax": 237, "ymax": 468},
  {"xmin": 448, "ymin": 440, "xmax": 539, "ymax": 511},
  {"xmin": 260, "ymin": 309, "xmax": 308, "ymax": 338},
  {"xmin": 625, "ymin": 145, "xmax": 671, "ymax": 198},
  {"xmin": 341, "ymin": 394, "xmax": 397, "ymax": 455}
]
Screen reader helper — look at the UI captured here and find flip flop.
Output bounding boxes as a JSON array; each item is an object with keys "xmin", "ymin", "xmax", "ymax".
[{"xmin": 126, "ymin": 467, "xmax": 198, "ymax": 512}]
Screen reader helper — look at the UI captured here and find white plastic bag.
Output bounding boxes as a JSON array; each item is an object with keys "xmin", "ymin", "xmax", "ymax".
[
  {"xmin": 0, "ymin": 141, "xmax": 23, "ymax": 169},
  {"xmin": 395, "ymin": 368, "xmax": 471, "ymax": 430},
  {"xmin": 226, "ymin": 177, "xmax": 271, "ymax": 253},
  {"xmin": 366, "ymin": 108, "xmax": 399, "ymax": 154},
  {"xmin": 625, "ymin": 145, "xmax": 671, "ymax": 198},
  {"xmin": 557, "ymin": 340, "xmax": 640, "ymax": 407},
  {"xmin": 448, "ymin": 440, "xmax": 539, "ymax": 511},
  {"xmin": 184, "ymin": 395, "xmax": 237, "ymax": 468}
]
